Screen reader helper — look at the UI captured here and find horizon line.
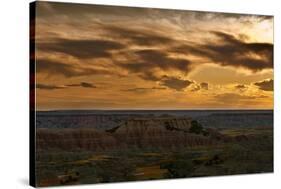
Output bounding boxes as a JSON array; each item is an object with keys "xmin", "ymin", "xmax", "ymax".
[{"xmin": 36, "ymin": 108, "xmax": 274, "ymax": 112}]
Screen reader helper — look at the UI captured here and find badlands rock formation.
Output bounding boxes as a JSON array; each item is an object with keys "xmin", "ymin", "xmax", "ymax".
[{"xmin": 37, "ymin": 117, "xmax": 223, "ymax": 151}]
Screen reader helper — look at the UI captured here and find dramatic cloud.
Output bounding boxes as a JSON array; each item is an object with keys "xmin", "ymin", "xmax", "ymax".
[
  {"xmin": 37, "ymin": 59, "xmax": 78, "ymax": 77},
  {"xmin": 37, "ymin": 38, "xmax": 126, "ymax": 59},
  {"xmin": 206, "ymin": 32, "xmax": 273, "ymax": 71},
  {"xmin": 36, "ymin": 83, "xmax": 65, "ymax": 90},
  {"xmin": 254, "ymin": 79, "xmax": 273, "ymax": 91},
  {"xmin": 160, "ymin": 76, "xmax": 193, "ymax": 91},
  {"xmin": 34, "ymin": 2, "xmax": 273, "ymax": 110},
  {"xmin": 173, "ymin": 31, "xmax": 273, "ymax": 72},
  {"xmin": 200, "ymin": 82, "xmax": 209, "ymax": 90},
  {"xmin": 37, "ymin": 82, "xmax": 96, "ymax": 90},
  {"xmin": 119, "ymin": 49, "xmax": 191, "ymax": 81},
  {"xmin": 104, "ymin": 26, "xmax": 175, "ymax": 46},
  {"xmin": 37, "ymin": 59, "xmax": 111, "ymax": 77},
  {"xmin": 137, "ymin": 49, "xmax": 191, "ymax": 71}
]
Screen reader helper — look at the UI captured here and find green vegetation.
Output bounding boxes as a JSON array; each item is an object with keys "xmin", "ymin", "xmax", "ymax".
[
  {"xmin": 161, "ymin": 160, "xmax": 194, "ymax": 178},
  {"xmin": 189, "ymin": 120, "xmax": 204, "ymax": 134}
]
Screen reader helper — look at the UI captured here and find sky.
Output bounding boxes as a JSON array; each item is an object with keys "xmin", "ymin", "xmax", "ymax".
[{"xmin": 34, "ymin": 1, "xmax": 273, "ymax": 110}]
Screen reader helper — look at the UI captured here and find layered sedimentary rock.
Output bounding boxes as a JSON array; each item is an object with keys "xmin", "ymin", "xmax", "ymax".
[
  {"xmin": 111, "ymin": 118, "xmax": 217, "ymax": 148},
  {"xmin": 36, "ymin": 128, "xmax": 119, "ymax": 151},
  {"xmin": 36, "ymin": 118, "xmax": 222, "ymax": 151}
]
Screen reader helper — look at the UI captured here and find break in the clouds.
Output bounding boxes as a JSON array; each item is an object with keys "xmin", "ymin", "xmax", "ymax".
[
  {"xmin": 214, "ymin": 93, "xmax": 264, "ymax": 104},
  {"xmin": 34, "ymin": 1, "xmax": 273, "ymax": 110},
  {"xmin": 215, "ymin": 93, "xmax": 254, "ymax": 101},
  {"xmin": 254, "ymin": 79, "xmax": 273, "ymax": 91}
]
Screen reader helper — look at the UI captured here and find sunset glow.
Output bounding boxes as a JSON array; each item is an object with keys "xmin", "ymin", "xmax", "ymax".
[{"xmin": 34, "ymin": 2, "xmax": 273, "ymax": 110}]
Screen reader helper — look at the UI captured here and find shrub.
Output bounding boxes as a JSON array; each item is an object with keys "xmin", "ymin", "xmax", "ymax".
[
  {"xmin": 161, "ymin": 160, "xmax": 194, "ymax": 178},
  {"xmin": 189, "ymin": 120, "xmax": 203, "ymax": 134}
]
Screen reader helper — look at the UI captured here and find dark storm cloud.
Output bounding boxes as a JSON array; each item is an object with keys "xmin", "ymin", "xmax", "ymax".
[
  {"xmin": 254, "ymin": 79, "xmax": 273, "ymax": 91},
  {"xmin": 173, "ymin": 31, "xmax": 273, "ymax": 72},
  {"xmin": 200, "ymin": 82, "xmax": 208, "ymax": 90},
  {"xmin": 204, "ymin": 31, "xmax": 273, "ymax": 71},
  {"xmin": 36, "ymin": 83, "xmax": 65, "ymax": 90},
  {"xmin": 119, "ymin": 49, "xmax": 191, "ymax": 81},
  {"xmin": 37, "ymin": 38, "xmax": 125, "ymax": 59},
  {"xmin": 136, "ymin": 50, "xmax": 191, "ymax": 71},
  {"xmin": 160, "ymin": 76, "xmax": 193, "ymax": 91},
  {"xmin": 37, "ymin": 59, "xmax": 111, "ymax": 77}
]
